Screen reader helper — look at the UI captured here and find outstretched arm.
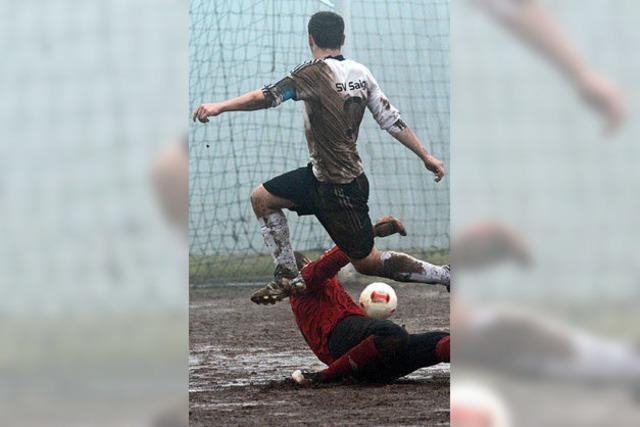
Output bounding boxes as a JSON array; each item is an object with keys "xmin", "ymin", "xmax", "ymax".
[
  {"xmin": 193, "ymin": 71, "xmax": 303, "ymax": 123},
  {"xmin": 302, "ymin": 246, "xmax": 351, "ymax": 290},
  {"xmin": 192, "ymin": 89, "xmax": 269, "ymax": 123}
]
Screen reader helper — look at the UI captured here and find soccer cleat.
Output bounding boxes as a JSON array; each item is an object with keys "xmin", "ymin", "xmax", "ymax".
[
  {"xmin": 273, "ymin": 263, "xmax": 297, "ymax": 282},
  {"xmin": 291, "ymin": 369, "xmax": 323, "ymax": 385},
  {"xmin": 250, "ymin": 274, "xmax": 306, "ymax": 305},
  {"xmin": 373, "ymin": 215, "xmax": 407, "ymax": 238}
]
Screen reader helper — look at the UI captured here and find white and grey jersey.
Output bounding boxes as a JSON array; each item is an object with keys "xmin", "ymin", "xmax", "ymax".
[{"xmin": 263, "ymin": 55, "xmax": 406, "ymax": 184}]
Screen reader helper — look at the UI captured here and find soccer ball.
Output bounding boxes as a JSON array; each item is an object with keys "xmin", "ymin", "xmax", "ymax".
[{"xmin": 359, "ymin": 282, "xmax": 397, "ymax": 319}]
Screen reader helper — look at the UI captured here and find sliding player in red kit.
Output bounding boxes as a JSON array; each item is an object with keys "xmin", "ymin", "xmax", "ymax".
[{"xmin": 287, "ymin": 217, "xmax": 449, "ymax": 385}]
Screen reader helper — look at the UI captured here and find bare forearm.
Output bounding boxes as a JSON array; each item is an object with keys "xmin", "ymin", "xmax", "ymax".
[
  {"xmin": 193, "ymin": 89, "xmax": 269, "ymax": 122},
  {"xmin": 219, "ymin": 89, "xmax": 270, "ymax": 112},
  {"xmin": 392, "ymin": 126, "xmax": 445, "ymax": 182},
  {"xmin": 392, "ymin": 127, "xmax": 431, "ymax": 162}
]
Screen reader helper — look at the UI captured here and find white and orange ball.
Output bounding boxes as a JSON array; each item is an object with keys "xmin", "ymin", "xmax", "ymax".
[{"xmin": 359, "ymin": 282, "xmax": 397, "ymax": 319}]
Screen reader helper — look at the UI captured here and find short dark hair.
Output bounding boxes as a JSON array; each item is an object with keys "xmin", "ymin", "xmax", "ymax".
[{"xmin": 308, "ymin": 11, "xmax": 345, "ymax": 49}]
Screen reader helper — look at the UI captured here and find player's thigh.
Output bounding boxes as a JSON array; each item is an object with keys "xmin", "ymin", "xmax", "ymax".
[
  {"xmin": 260, "ymin": 165, "xmax": 317, "ymax": 214},
  {"xmin": 316, "ymin": 175, "xmax": 374, "ymax": 260},
  {"xmin": 328, "ymin": 315, "xmax": 377, "ymax": 359},
  {"xmin": 364, "ymin": 319, "xmax": 408, "ymax": 353},
  {"xmin": 373, "ymin": 332, "xmax": 449, "ymax": 381},
  {"xmin": 328, "ymin": 316, "xmax": 407, "ymax": 360},
  {"xmin": 251, "ymin": 185, "xmax": 294, "ymax": 210}
]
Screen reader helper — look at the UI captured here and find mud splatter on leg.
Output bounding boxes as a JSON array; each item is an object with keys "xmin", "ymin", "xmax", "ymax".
[
  {"xmin": 379, "ymin": 251, "xmax": 449, "ymax": 285},
  {"xmin": 258, "ymin": 211, "xmax": 298, "ymax": 279}
]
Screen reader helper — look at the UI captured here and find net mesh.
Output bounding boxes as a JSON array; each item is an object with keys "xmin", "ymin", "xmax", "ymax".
[{"xmin": 189, "ymin": 0, "xmax": 450, "ymax": 284}]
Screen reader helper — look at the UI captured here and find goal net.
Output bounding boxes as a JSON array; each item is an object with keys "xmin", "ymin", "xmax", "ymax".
[{"xmin": 189, "ymin": 0, "xmax": 450, "ymax": 284}]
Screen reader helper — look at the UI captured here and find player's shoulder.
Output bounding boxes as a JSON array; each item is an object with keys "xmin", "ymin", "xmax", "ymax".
[
  {"xmin": 290, "ymin": 58, "xmax": 326, "ymax": 75},
  {"xmin": 340, "ymin": 59, "xmax": 377, "ymax": 85},
  {"xmin": 290, "ymin": 57, "xmax": 370, "ymax": 74},
  {"xmin": 336, "ymin": 58, "xmax": 373, "ymax": 73},
  {"xmin": 323, "ymin": 57, "xmax": 371, "ymax": 73}
]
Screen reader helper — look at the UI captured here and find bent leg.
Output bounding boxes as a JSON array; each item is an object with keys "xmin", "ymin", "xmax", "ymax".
[
  {"xmin": 250, "ymin": 184, "xmax": 298, "ymax": 279},
  {"xmin": 250, "ymin": 184, "xmax": 294, "ymax": 217},
  {"xmin": 351, "ymin": 247, "xmax": 450, "ymax": 286},
  {"xmin": 371, "ymin": 332, "xmax": 449, "ymax": 381},
  {"xmin": 321, "ymin": 317, "xmax": 409, "ymax": 382},
  {"xmin": 324, "ymin": 317, "xmax": 448, "ymax": 383}
]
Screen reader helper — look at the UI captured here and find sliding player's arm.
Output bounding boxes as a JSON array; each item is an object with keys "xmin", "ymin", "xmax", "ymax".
[
  {"xmin": 301, "ymin": 246, "xmax": 351, "ymax": 291},
  {"xmin": 365, "ymin": 71, "xmax": 445, "ymax": 182}
]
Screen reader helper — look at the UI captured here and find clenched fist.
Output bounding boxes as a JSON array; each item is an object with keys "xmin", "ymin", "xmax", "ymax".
[
  {"xmin": 424, "ymin": 155, "xmax": 445, "ymax": 182},
  {"xmin": 192, "ymin": 103, "xmax": 223, "ymax": 123}
]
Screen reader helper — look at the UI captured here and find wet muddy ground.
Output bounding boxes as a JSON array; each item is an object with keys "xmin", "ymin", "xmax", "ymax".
[{"xmin": 190, "ymin": 282, "xmax": 450, "ymax": 426}]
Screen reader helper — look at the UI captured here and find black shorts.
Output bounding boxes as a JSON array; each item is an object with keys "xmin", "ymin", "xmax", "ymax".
[
  {"xmin": 328, "ymin": 315, "xmax": 404, "ymax": 359},
  {"xmin": 263, "ymin": 164, "xmax": 374, "ymax": 259}
]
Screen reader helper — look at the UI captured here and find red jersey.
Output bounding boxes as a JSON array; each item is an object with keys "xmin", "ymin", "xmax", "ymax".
[{"xmin": 289, "ymin": 246, "xmax": 366, "ymax": 365}]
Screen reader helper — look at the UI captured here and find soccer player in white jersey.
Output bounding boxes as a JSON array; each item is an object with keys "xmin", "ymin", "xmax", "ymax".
[{"xmin": 193, "ymin": 11, "xmax": 450, "ymax": 302}]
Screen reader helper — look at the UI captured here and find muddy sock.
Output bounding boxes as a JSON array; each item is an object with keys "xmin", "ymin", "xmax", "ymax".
[
  {"xmin": 320, "ymin": 336, "xmax": 380, "ymax": 382},
  {"xmin": 258, "ymin": 211, "xmax": 298, "ymax": 279},
  {"xmin": 436, "ymin": 335, "xmax": 450, "ymax": 363},
  {"xmin": 379, "ymin": 251, "xmax": 450, "ymax": 285}
]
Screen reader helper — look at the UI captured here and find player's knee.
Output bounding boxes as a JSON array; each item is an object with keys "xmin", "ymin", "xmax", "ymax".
[
  {"xmin": 374, "ymin": 323, "xmax": 409, "ymax": 356},
  {"xmin": 352, "ymin": 260, "xmax": 374, "ymax": 275},
  {"xmin": 250, "ymin": 186, "xmax": 267, "ymax": 213},
  {"xmin": 249, "ymin": 186, "xmax": 262, "ymax": 206},
  {"xmin": 351, "ymin": 252, "xmax": 381, "ymax": 276}
]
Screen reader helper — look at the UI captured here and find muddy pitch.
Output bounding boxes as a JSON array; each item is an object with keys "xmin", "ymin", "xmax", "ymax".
[{"xmin": 190, "ymin": 282, "xmax": 450, "ymax": 426}]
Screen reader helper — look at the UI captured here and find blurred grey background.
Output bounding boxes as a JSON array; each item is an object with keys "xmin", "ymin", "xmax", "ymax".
[
  {"xmin": 452, "ymin": 0, "xmax": 640, "ymax": 425},
  {"xmin": 1, "ymin": 0, "xmax": 188, "ymax": 426}
]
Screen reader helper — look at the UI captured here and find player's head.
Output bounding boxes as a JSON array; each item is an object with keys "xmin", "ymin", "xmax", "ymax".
[
  {"xmin": 294, "ymin": 251, "xmax": 311, "ymax": 270},
  {"xmin": 308, "ymin": 11, "xmax": 345, "ymax": 52}
]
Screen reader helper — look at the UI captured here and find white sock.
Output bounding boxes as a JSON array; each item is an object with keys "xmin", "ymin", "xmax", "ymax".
[
  {"xmin": 258, "ymin": 211, "xmax": 298, "ymax": 278},
  {"xmin": 379, "ymin": 251, "xmax": 449, "ymax": 285}
]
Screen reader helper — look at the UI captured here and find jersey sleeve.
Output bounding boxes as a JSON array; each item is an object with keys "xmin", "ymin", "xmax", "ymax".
[
  {"xmin": 262, "ymin": 61, "xmax": 323, "ymax": 107},
  {"xmin": 262, "ymin": 76, "xmax": 297, "ymax": 108},
  {"xmin": 301, "ymin": 246, "xmax": 351, "ymax": 291},
  {"xmin": 365, "ymin": 68, "xmax": 407, "ymax": 136}
]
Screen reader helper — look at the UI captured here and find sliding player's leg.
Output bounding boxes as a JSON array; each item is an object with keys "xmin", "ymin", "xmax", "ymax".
[
  {"xmin": 368, "ymin": 332, "xmax": 449, "ymax": 382},
  {"xmin": 293, "ymin": 316, "xmax": 409, "ymax": 384},
  {"xmin": 351, "ymin": 247, "xmax": 450, "ymax": 288},
  {"xmin": 293, "ymin": 317, "xmax": 449, "ymax": 384}
]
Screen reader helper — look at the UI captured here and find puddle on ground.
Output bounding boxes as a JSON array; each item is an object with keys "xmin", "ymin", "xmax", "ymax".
[{"xmin": 189, "ymin": 345, "xmax": 449, "ymax": 391}]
